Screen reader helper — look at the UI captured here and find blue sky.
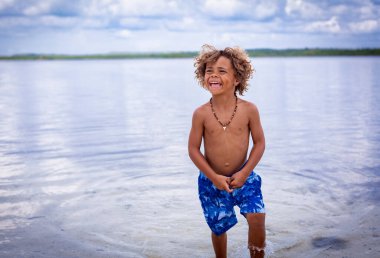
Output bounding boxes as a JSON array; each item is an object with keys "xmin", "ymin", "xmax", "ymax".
[{"xmin": 0, "ymin": 0, "xmax": 379, "ymax": 55}]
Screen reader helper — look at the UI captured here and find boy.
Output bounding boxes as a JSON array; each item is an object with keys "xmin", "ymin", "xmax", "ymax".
[{"xmin": 188, "ymin": 45, "xmax": 266, "ymax": 258}]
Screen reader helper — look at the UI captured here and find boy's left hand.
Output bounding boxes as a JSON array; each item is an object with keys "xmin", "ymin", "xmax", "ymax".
[{"xmin": 229, "ymin": 171, "xmax": 249, "ymax": 189}]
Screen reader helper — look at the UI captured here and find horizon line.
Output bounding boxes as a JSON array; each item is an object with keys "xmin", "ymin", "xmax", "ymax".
[{"xmin": 1, "ymin": 47, "xmax": 379, "ymax": 60}]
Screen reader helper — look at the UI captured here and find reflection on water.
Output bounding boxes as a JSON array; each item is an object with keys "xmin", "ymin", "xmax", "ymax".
[{"xmin": 0, "ymin": 57, "xmax": 379, "ymax": 257}]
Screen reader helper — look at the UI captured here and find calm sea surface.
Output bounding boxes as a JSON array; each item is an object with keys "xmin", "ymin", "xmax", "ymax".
[{"xmin": 0, "ymin": 57, "xmax": 379, "ymax": 257}]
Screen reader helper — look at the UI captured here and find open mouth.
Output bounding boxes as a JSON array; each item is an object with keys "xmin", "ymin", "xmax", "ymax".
[{"xmin": 209, "ymin": 82, "xmax": 222, "ymax": 90}]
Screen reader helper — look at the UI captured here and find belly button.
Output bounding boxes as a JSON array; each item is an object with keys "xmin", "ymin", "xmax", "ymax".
[{"xmin": 224, "ymin": 162, "xmax": 230, "ymax": 167}]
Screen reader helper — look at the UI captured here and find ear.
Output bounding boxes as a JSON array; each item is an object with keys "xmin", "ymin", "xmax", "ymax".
[{"xmin": 234, "ymin": 79, "xmax": 239, "ymax": 87}]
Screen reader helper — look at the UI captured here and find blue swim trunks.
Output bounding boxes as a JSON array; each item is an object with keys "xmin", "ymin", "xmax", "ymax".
[{"xmin": 198, "ymin": 170, "xmax": 265, "ymax": 236}]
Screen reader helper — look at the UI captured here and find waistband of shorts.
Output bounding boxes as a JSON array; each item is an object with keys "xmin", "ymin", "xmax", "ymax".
[{"xmin": 199, "ymin": 160, "xmax": 248, "ymax": 179}]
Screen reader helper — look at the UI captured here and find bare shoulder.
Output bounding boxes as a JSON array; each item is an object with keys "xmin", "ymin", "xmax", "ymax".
[
  {"xmin": 193, "ymin": 101, "xmax": 209, "ymax": 117},
  {"xmin": 239, "ymin": 99, "xmax": 263, "ymax": 134},
  {"xmin": 238, "ymin": 98, "xmax": 260, "ymax": 115},
  {"xmin": 192, "ymin": 101, "xmax": 210, "ymax": 125}
]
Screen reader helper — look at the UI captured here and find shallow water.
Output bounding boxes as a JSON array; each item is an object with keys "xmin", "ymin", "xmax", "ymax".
[{"xmin": 0, "ymin": 57, "xmax": 379, "ymax": 257}]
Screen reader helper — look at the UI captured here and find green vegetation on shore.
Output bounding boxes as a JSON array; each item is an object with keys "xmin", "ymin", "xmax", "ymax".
[
  {"xmin": 1, "ymin": 48, "xmax": 379, "ymax": 60},
  {"xmin": 246, "ymin": 48, "xmax": 380, "ymax": 57}
]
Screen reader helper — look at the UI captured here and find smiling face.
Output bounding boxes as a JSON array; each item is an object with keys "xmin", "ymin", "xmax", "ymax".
[{"xmin": 204, "ymin": 56, "xmax": 239, "ymax": 96}]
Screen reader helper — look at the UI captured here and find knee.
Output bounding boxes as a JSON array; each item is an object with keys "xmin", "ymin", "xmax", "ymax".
[{"xmin": 247, "ymin": 213, "xmax": 265, "ymax": 228}]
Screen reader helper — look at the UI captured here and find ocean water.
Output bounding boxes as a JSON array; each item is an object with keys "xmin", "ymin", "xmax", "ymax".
[{"xmin": 0, "ymin": 57, "xmax": 379, "ymax": 257}]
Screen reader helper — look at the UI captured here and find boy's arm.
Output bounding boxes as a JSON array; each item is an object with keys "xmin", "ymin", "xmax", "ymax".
[
  {"xmin": 230, "ymin": 103, "xmax": 265, "ymax": 188},
  {"xmin": 188, "ymin": 108, "xmax": 232, "ymax": 193}
]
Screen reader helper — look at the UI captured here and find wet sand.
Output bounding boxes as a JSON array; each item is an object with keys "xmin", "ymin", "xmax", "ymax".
[
  {"xmin": 273, "ymin": 205, "xmax": 379, "ymax": 257},
  {"xmin": 0, "ymin": 168, "xmax": 378, "ymax": 258},
  {"xmin": 263, "ymin": 166, "xmax": 380, "ymax": 258}
]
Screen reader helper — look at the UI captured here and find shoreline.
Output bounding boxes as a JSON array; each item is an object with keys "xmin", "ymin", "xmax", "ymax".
[{"xmin": 1, "ymin": 48, "xmax": 380, "ymax": 60}]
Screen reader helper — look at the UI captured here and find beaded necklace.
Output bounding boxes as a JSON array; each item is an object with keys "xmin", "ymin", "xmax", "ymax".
[{"xmin": 210, "ymin": 96, "xmax": 238, "ymax": 131}]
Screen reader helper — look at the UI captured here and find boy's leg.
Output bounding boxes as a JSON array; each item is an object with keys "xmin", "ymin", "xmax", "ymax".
[
  {"xmin": 246, "ymin": 213, "xmax": 265, "ymax": 258},
  {"xmin": 211, "ymin": 232, "xmax": 227, "ymax": 258},
  {"xmin": 199, "ymin": 172, "xmax": 237, "ymax": 257}
]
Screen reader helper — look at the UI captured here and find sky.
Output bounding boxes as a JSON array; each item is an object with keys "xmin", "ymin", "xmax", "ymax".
[{"xmin": 0, "ymin": 0, "xmax": 379, "ymax": 55}]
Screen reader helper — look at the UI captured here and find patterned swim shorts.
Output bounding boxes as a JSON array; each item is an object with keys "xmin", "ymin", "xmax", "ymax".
[{"xmin": 198, "ymin": 171, "xmax": 265, "ymax": 236}]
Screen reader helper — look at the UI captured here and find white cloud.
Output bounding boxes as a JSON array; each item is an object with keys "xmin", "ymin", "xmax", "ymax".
[
  {"xmin": 84, "ymin": 0, "xmax": 181, "ymax": 17},
  {"xmin": 39, "ymin": 15, "xmax": 78, "ymax": 27},
  {"xmin": 0, "ymin": 15, "xmax": 79, "ymax": 29},
  {"xmin": 165, "ymin": 16, "xmax": 198, "ymax": 31},
  {"xmin": 305, "ymin": 16, "xmax": 341, "ymax": 33},
  {"xmin": 115, "ymin": 29, "xmax": 132, "ymax": 38},
  {"xmin": 349, "ymin": 19, "xmax": 379, "ymax": 33},
  {"xmin": 202, "ymin": 0, "xmax": 245, "ymax": 17},
  {"xmin": 119, "ymin": 17, "xmax": 142, "ymax": 27},
  {"xmin": 81, "ymin": 18, "xmax": 109, "ymax": 29},
  {"xmin": 330, "ymin": 4, "xmax": 349, "ymax": 16},
  {"xmin": 0, "ymin": 0, "xmax": 379, "ymax": 55},
  {"xmin": 253, "ymin": 1, "xmax": 280, "ymax": 20},
  {"xmin": 285, "ymin": 0, "xmax": 324, "ymax": 20},
  {"xmin": 23, "ymin": 1, "xmax": 52, "ymax": 16},
  {"xmin": 0, "ymin": 0, "xmax": 16, "ymax": 11},
  {"xmin": 0, "ymin": 16, "xmax": 30, "ymax": 28},
  {"xmin": 359, "ymin": 5, "xmax": 376, "ymax": 17},
  {"xmin": 220, "ymin": 33, "xmax": 234, "ymax": 42},
  {"xmin": 182, "ymin": 17, "xmax": 195, "ymax": 27}
]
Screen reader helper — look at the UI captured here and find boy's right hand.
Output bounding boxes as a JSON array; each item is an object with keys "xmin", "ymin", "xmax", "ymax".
[{"xmin": 212, "ymin": 174, "xmax": 233, "ymax": 193}]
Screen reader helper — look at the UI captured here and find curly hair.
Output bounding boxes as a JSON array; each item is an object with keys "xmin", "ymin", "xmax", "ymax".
[{"xmin": 194, "ymin": 44, "xmax": 254, "ymax": 95}]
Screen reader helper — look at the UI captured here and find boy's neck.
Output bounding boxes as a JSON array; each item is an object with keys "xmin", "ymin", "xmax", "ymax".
[{"xmin": 211, "ymin": 93, "xmax": 237, "ymax": 108}]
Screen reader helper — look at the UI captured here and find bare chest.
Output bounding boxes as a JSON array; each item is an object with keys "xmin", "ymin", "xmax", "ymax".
[{"xmin": 204, "ymin": 114, "xmax": 249, "ymax": 139}]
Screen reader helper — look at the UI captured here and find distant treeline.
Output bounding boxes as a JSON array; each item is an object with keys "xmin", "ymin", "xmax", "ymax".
[
  {"xmin": 1, "ymin": 48, "xmax": 380, "ymax": 60},
  {"xmin": 246, "ymin": 48, "xmax": 380, "ymax": 57}
]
